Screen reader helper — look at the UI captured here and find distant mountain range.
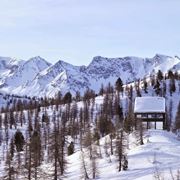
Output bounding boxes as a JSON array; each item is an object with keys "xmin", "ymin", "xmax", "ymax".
[{"xmin": 0, "ymin": 54, "xmax": 179, "ymax": 97}]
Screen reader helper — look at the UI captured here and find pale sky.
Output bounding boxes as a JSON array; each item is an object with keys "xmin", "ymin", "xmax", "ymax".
[{"xmin": 0, "ymin": 0, "xmax": 180, "ymax": 65}]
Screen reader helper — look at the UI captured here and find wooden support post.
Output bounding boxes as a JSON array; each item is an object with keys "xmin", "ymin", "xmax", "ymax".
[
  {"xmin": 163, "ymin": 120, "xmax": 165, "ymax": 130},
  {"xmin": 147, "ymin": 122, "xmax": 149, "ymax": 129}
]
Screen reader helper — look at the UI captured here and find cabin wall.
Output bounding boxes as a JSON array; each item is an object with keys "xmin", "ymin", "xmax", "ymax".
[{"xmin": 134, "ymin": 112, "xmax": 166, "ymax": 130}]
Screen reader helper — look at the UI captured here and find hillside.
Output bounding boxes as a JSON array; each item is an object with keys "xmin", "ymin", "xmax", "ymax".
[
  {"xmin": 65, "ymin": 130, "xmax": 180, "ymax": 180},
  {"xmin": 0, "ymin": 74, "xmax": 179, "ymax": 179}
]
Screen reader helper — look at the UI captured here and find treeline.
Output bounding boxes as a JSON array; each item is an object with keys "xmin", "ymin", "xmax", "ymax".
[{"xmin": 0, "ymin": 70, "xmax": 180, "ymax": 179}]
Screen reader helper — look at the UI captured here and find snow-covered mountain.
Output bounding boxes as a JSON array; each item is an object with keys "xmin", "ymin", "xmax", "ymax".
[
  {"xmin": 0, "ymin": 56, "xmax": 51, "ymax": 95},
  {"xmin": 0, "ymin": 54, "xmax": 179, "ymax": 97}
]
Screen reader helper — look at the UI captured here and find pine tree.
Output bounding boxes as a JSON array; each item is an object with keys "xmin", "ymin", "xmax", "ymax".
[
  {"xmin": 151, "ymin": 74, "xmax": 156, "ymax": 87},
  {"xmin": 135, "ymin": 119, "xmax": 145, "ymax": 145},
  {"xmin": 83, "ymin": 128, "xmax": 93, "ymax": 159},
  {"xmin": 9, "ymin": 110, "xmax": 15, "ymax": 129},
  {"xmin": 0, "ymin": 114, "xmax": 2, "ymax": 130},
  {"xmin": 115, "ymin": 77, "xmax": 123, "ymax": 97},
  {"xmin": 4, "ymin": 112, "xmax": 9, "ymax": 132},
  {"xmin": 169, "ymin": 78, "xmax": 176, "ymax": 95},
  {"xmin": 75, "ymin": 91, "xmax": 81, "ymax": 101},
  {"xmin": 91, "ymin": 145, "xmax": 99, "ymax": 179},
  {"xmin": 42, "ymin": 112, "xmax": 49, "ymax": 124},
  {"xmin": 49, "ymin": 113, "xmax": 66, "ymax": 179},
  {"xmin": 99, "ymin": 83, "xmax": 104, "ymax": 96},
  {"xmin": 157, "ymin": 70, "xmax": 164, "ymax": 81},
  {"xmin": 143, "ymin": 78, "xmax": 148, "ymax": 93},
  {"xmin": 167, "ymin": 100, "xmax": 173, "ymax": 130},
  {"xmin": 63, "ymin": 92, "xmax": 72, "ymax": 104},
  {"xmin": 127, "ymin": 85, "xmax": 133, "ymax": 100},
  {"xmin": 154, "ymin": 79, "xmax": 161, "ymax": 95},
  {"xmin": 104, "ymin": 137, "xmax": 110, "ymax": 157},
  {"xmin": 67, "ymin": 142, "xmax": 74, "ymax": 156},
  {"xmin": 175, "ymin": 101, "xmax": 180, "ymax": 132},
  {"xmin": 55, "ymin": 91, "xmax": 62, "ymax": 104},
  {"xmin": 135, "ymin": 80, "xmax": 141, "ymax": 97},
  {"xmin": 124, "ymin": 99, "xmax": 134, "ymax": 133},
  {"xmin": 98, "ymin": 114, "xmax": 114, "ymax": 137},
  {"xmin": 80, "ymin": 150, "xmax": 89, "ymax": 180},
  {"xmin": 162, "ymin": 80, "xmax": 166, "ymax": 97},
  {"xmin": 106, "ymin": 82, "xmax": 114, "ymax": 95},
  {"xmin": 30, "ymin": 130, "xmax": 42, "ymax": 179},
  {"xmin": 116, "ymin": 130, "xmax": 126, "ymax": 172},
  {"xmin": 168, "ymin": 70, "xmax": 174, "ymax": 79},
  {"xmin": 70, "ymin": 102, "xmax": 78, "ymax": 139},
  {"xmin": 122, "ymin": 155, "xmax": 128, "ymax": 170},
  {"xmin": 14, "ymin": 130, "xmax": 25, "ymax": 152},
  {"xmin": 10, "ymin": 138, "xmax": 15, "ymax": 160},
  {"xmin": 4, "ymin": 150, "xmax": 15, "ymax": 180}
]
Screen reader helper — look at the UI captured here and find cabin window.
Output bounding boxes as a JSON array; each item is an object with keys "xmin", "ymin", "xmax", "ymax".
[
  {"xmin": 141, "ymin": 114, "xmax": 147, "ymax": 118},
  {"xmin": 151, "ymin": 114, "xmax": 157, "ymax": 118},
  {"xmin": 156, "ymin": 114, "xmax": 163, "ymax": 118},
  {"xmin": 136, "ymin": 114, "xmax": 141, "ymax": 118},
  {"xmin": 148, "ymin": 114, "xmax": 163, "ymax": 118},
  {"xmin": 151, "ymin": 114, "xmax": 163, "ymax": 118}
]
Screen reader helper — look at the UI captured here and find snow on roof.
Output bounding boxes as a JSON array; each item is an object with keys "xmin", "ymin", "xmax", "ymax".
[{"xmin": 134, "ymin": 96, "xmax": 165, "ymax": 113}]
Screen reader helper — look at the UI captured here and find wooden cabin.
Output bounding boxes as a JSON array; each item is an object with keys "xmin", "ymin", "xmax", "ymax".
[{"xmin": 134, "ymin": 97, "xmax": 166, "ymax": 129}]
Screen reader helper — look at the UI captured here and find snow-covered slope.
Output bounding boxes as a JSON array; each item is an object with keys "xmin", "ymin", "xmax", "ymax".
[
  {"xmin": 24, "ymin": 60, "xmax": 90, "ymax": 97},
  {"xmin": 0, "ymin": 57, "xmax": 24, "ymax": 87},
  {"xmin": 0, "ymin": 54, "xmax": 180, "ymax": 97},
  {"xmin": 171, "ymin": 56, "xmax": 180, "ymax": 73},
  {"xmin": 0, "ymin": 82, "xmax": 180, "ymax": 179},
  {"xmin": 65, "ymin": 130, "xmax": 180, "ymax": 180},
  {"xmin": 0, "ymin": 56, "xmax": 51, "ymax": 95}
]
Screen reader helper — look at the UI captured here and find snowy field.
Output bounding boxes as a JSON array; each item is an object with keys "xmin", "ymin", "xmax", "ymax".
[{"xmin": 65, "ymin": 130, "xmax": 180, "ymax": 180}]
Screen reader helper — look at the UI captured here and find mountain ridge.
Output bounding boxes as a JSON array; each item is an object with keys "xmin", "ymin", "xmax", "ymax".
[{"xmin": 0, "ymin": 54, "xmax": 179, "ymax": 97}]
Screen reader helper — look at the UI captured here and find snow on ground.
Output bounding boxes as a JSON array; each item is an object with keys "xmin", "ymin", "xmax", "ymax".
[
  {"xmin": 64, "ymin": 130, "xmax": 180, "ymax": 180},
  {"xmin": 0, "ymin": 79, "xmax": 179, "ymax": 179}
]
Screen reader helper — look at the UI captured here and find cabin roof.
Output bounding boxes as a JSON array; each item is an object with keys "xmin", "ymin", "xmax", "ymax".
[{"xmin": 134, "ymin": 96, "xmax": 165, "ymax": 113}]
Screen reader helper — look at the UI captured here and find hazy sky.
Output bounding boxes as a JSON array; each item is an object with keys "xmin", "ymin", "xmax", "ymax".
[{"xmin": 0, "ymin": 0, "xmax": 180, "ymax": 65}]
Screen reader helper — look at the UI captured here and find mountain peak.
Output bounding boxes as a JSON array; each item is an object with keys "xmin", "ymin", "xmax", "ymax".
[
  {"xmin": 153, "ymin": 53, "xmax": 172, "ymax": 59},
  {"xmin": 0, "ymin": 54, "xmax": 179, "ymax": 97},
  {"xmin": 27, "ymin": 56, "xmax": 51, "ymax": 66},
  {"xmin": 28, "ymin": 56, "xmax": 43, "ymax": 60}
]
